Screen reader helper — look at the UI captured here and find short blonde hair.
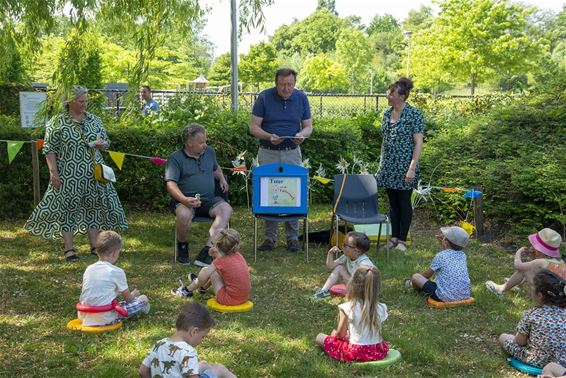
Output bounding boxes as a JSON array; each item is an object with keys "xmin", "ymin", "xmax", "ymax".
[
  {"xmin": 213, "ymin": 229, "xmax": 241, "ymax": 255},
  {"xmin": 95, "ymin": 231, "xmax": 122, "ymax": 256}
]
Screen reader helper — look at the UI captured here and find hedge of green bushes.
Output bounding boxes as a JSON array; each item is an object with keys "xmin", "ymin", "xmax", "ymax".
[
  {"xmin": 421, "ymin": 91, "xmax": 566, "ymax": 235},
  {"xmin": 1, "ymin": 91, "xmax": 564, "ymax": 235}
]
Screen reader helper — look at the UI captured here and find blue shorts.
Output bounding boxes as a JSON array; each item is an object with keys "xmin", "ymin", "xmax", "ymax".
[
  {"xmin": 200, "ymin": 368, "xmax": 218, "ymax": 378},
  {"xmin": 422, "ymin": 280, "xmax": 441, "ymax": 301}
]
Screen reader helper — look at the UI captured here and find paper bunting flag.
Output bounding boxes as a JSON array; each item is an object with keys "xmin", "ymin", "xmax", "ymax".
[
  {"xmin": 108, "ymin": 151, "xmax": 125, "ymax": 170},
  {"xmin": 443, "ymin": 187, "xmax": 462, "ymax": 193},
  {"xmin": 149, "ymin": 157, "xmax": 167, "ymax": 165},
  {"xmin": 313, "ymin": 176, "xmax": 331, "ymax": 184},
  {"xmin": 463, "ymin": 189, "xmax": 482, "ymax": 199},
  {"xmin": 459, "ymin": 221, "xmax": 476, "ymax": 236},
  {"xmin": 7, "ymin": 141, "xmax": 24, "ymax": 163},
  {"xmin": 36, "ymin": 139, "xmax": 44, "ymax": 150}
]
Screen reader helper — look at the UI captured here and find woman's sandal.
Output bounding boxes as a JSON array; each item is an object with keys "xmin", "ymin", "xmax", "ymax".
[
  {"xmin": 395, "ymin": 241, "xmax": 407, "ymax": 252},
  {"xmin": 64, "ymin": 249, "xmax": 79, "ymax": 261},
  {"xmin": 90, "ymin": 247, "xmax": 97, "ymax": 256},
  {"xmin": 385, "ymin": 238, "xmax": 398, "ymax": 249}
]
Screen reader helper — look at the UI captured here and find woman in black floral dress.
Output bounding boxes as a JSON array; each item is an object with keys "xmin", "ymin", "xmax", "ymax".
[{"xmin": 376, "ymin": 77, "xmax": 424, "ymax": 252}]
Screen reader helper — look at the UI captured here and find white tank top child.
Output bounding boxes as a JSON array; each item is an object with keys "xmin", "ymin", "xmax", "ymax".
[{"xmin": 338, "ymin": 301, "xmax": 388, "ymax": 345}]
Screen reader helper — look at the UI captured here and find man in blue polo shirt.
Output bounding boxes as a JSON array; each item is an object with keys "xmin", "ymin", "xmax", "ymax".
[
  {"xmin": 165, "ymin": 123, "xmax": 231, "ymax": 265},
  {"xmin": 250, "ymin": 68, "xmax": 313, "ymax": 252}
]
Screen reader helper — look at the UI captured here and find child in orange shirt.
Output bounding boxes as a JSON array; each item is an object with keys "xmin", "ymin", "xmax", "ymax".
[{"xmin": 173, "ymin": 229, "xmax": 251, "ymax": 306}]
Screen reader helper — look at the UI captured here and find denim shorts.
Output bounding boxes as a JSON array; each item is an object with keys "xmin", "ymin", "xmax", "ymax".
[
  {"xmin": 422, "ymin": 280, "xmax": 441, "ymax": 301},
  {"xmin": 200, "ymin": 368, "xmax": 218, "ymax": 378}
]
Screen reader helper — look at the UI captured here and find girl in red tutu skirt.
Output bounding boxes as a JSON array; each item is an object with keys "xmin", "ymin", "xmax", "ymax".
[{"xmin": 315, "ymin": 265, "xmax": 389, "ymax": 362}]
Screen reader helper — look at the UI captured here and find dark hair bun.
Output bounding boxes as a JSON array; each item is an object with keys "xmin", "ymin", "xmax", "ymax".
[{"xmin": 398, "ymin": 77, "xmax": 414, "ymax": 91}]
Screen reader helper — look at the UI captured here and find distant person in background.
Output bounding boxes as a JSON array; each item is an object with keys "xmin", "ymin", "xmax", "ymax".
[
  {"xmin": 249, "ymin": 67, "xmax": 312, "ymax": 253},
  {"xmin": 140, "ymin": 85, "xmax": 159, "ymax": 116},
  {"xmin": 376, "ymin": 77, "xmax": 424, "ymax": 252}
]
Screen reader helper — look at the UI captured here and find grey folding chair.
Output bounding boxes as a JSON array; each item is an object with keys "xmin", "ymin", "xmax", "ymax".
[{"xmin": 331, "ymin": 174, "xmax": 390, "ymax": 256}]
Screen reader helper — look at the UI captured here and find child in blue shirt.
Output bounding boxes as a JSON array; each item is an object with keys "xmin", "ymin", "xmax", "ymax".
[{"xmin": 406, "ymin": 226, "xmax": 472, "ymax": 302}]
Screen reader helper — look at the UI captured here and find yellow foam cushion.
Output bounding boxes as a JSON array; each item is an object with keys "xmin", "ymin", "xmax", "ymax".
[
  {"xmin": 427, "ymin": 297, "xmax": 475, "ymax": 308},
  {"xmin": 66, "ymin": 318, "xmax": 123, "ymax": 334},
  {"xmin": 206, "ymin": 298, "xmax": 253, "ymax": 313}
]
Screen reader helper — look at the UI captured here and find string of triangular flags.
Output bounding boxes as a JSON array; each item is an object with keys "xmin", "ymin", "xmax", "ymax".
[
  {"xmin": 0, "ymin": 139, "xmax": 170, "ymax": 169},
  {"xmin": 1, "ymin": 139, "xmax": 266, "ymax": 175}
]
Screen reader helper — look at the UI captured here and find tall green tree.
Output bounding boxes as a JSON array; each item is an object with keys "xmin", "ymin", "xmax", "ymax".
[
  {"xmin": 401, "ymin": 5, "xmax": 434, "ymax": 33},
  {"xmin": 0, "ymin": 22, "xmax": 28, "ymax": 84},
  {"xmin": 367, "ymin": 14, "xmax": 400, "ymax": 35},
  {"xmin": 366, "ymin": 14, "xmax": 403, "ymax": 71},
  {"xmin": 270, "ymin": 9, "xmax": 346, "ymax": 56},
  {"xmin": 238, "ymin": 42, "xmax": 280, "ymax": 92},
  {"xmin": 409, "ymin": 0, "xmax": 545, "ymax": 95},
  {"xmin": 336, "ymin": 28, "xmax": 372, "ymax": 93},
  {"xmin": 300, "ymin": 53, "xmax": 348, "ymax": 93},
  {"xmin": 208, "ymin": 53, "xmax": 232, "ymax": 86},
  {"xmin": 316, "ymin": 0, "xmax": 337, "ymax": 15},
  {"xmin": 2, "ymin": 0, "xmax": 272, "ymax": 112}
]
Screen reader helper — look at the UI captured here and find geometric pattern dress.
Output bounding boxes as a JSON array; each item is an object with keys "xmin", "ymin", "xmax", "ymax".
[{"xmin": 24, "ymin": 112, "xmax": 127, "ymax": 239}]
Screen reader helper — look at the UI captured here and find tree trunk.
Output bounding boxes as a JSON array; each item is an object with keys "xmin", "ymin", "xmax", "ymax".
[{"xmin": 470, "ymin": 72, "xmax": 477, "ymax": 96}]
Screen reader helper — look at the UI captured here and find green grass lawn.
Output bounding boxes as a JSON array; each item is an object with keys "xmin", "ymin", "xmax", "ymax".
[{"xmin": 0, "ymin": 205, "xmax": 535, "ymax": 377}]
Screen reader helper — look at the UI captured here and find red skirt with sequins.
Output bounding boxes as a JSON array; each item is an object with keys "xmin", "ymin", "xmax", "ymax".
[{"xmin": 324, "ymin": 336, "xmax": 389, "ymax": 362}]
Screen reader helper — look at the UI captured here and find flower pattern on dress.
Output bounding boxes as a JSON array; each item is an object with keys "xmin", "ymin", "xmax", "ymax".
[{"xmin": 504, "ymin": 305, "xmax": 566, "ymax": 368}]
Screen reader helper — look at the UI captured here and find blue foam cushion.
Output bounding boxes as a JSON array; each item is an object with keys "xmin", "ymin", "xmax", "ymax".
[{"xmin": 507, "ymin": 357, "xmax": 542, "ymax": 376}]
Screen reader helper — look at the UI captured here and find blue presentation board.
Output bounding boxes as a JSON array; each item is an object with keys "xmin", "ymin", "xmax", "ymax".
[{"xmin": 252, "ymin": 163, "xmax": 309, "ymax": 215}]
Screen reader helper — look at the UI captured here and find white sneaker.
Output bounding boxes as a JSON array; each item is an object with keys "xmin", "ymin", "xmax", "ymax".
[
  {"xmin": 142, "ymin": 302, "xmax": 151, "ymax": 314},
  {"xmin": 395, "ymin": 242, "xmax": 407, "ymax": 252}
]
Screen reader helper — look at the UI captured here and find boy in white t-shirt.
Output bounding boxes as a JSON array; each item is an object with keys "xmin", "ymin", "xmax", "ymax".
[
  {"xmin": 312, "ymin": 231, "xmax": 374, "ymax": 300},
  {"xmin": 139, "ymin": 303, "xmax": 235, "ymax": 378},
  {"xmin": 78, "ymin": 231, "xmax": 149, "ymax": 326}
]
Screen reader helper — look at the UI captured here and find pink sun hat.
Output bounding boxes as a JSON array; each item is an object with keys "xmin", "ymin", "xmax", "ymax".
[{"xmin": 528, "ymin": 228, "xmax": 562, "ymax": 258}]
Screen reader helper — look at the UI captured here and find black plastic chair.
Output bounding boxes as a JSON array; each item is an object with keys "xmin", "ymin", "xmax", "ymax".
[
  {"xmin": 332, "ymin": 174, "xmax": 390, "ymax": 256},
  {"xmin": 173, "ymin": 176, "xmax": 229, "ymax": 263}
]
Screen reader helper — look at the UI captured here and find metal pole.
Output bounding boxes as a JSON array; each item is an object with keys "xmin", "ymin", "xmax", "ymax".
[
  {"xmin": 403, "ymin": 31, "xmax": 413, "ymax": 77},
  {"xmin": 230, "ymin": 0, "xmax": 239, "ymax": 112},
  {"xmin": 406, "ymin": 40, "xmax": 411, "ymax": 76}
]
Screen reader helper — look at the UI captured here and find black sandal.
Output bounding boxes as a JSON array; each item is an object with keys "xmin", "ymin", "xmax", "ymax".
[
  {"xmin": 64, "ymin": 249, "xmax": 79, "ymax": 261},
  {"xmin": 90, "ymin": 247, "xmax": 97, "ymax": 256}
]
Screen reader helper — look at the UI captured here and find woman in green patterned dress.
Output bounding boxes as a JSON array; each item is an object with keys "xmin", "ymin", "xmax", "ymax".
[
  {"xmin": 376, "ymin": 77, "xmax": 424, "ymax": 252},
  {"xmin": 25, "ymin": 86, "xmax": 127, "ymax": 261}
]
